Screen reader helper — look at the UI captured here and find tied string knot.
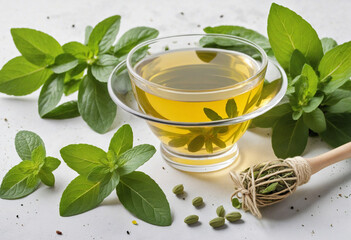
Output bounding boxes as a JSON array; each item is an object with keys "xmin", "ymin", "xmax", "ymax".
[{"xmin": 230, "ymin": 157, "xmax": 312, "ymax": 219}]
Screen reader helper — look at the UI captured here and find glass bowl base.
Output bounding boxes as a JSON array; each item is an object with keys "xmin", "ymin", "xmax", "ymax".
[{"xmin": 160, "ymin": 143, "xmax": 239, "ymax": 172}]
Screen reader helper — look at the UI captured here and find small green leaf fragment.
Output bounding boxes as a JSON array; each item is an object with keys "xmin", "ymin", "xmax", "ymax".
[{"xmin": 232, "ymin": 198, "xmax": 242, "ymax": 209}]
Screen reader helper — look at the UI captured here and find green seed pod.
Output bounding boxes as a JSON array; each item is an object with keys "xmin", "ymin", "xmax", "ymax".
[
  {"xmin": 216, "ymin": 205, "xmax": 225, "ymax": 217},
  {"xmin": 225, "ymin": 212, "xmax": 242, "ymax": 222},
  {"xmin": 192, "ymin": 197, "xmax": 203, "ymax": 207},
  {"xmin": 184, "ymin": 215, "xmax": 199, "ymax": 225},
  {"xmin": 209, "ymin": 217, "xmax": 225, "ymax": 228},
  {"xmin": 172, "ymin": 184, "xmax": 184, "ymax": 195}
]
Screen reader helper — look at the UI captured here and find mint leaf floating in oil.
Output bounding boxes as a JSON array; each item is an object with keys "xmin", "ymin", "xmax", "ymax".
[{"xmin": 0, "ymin": 131, "xmax": 60, "ymax": 199}]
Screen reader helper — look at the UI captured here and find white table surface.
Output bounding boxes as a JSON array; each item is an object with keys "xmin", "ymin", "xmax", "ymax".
[{"xmin": 1, "ymin": 0, "xmax": 350, "ymax": 239}]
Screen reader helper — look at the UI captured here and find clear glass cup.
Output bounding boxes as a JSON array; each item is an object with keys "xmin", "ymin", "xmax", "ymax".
[{"xmin": 108, "ymin": 34, "xmax": 287, "ymax": 172}]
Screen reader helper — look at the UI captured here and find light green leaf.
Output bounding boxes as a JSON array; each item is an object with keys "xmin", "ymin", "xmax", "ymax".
[
  {"xmin": 60, "ymin": 144, "xmax": 106, "ymax": 176},
  {"xmin": 49, "ymin": 53, "xmax": 79, "ymax": 74},
  {"xmin": 109, "ymin": 124, "xmax": 133, "ymax": 156},
  {"xmin": 38, "ymin": 170, "xmax": 55, "ymax": 186},
  {"xmin": 42, "ymin": 157, "xmax": 61, "ymax": 172},
  {"xmin": 114, "ymin": 27, "xmax": 159, "ymax": 57},
  {"xmin": 78, "ymin": 72, "xmax": 117, "ymax": 133},
  {"xmin": 42, "ymin": 101, "xmax": 80, "ymax": 119},
  {"xmin": 203, "ymin": 108, "xmax": 222, "ymax": 121},
  {"xmin": 301, "ymin": 64, "xmax": 318, "ymax": 98},
  {"xmin": 31, "ymin": 145, "xmax": 46, "ymax": 165},
  {"xmin": 117, "ymin": 144, "xmax": 156, "ymax": 176},
  {"xmin": 87, "ymin": 166, "xmax": 110, "ymax": 182},
  {"xmin": 320, "ymin": 113, "xmax": 351, "ymax": 148},
  {"xmin": 91, "ymin": 54, "xmax": 119, "ymax": 82},
  {"xmin": 15, "ymin": 130, "xmax": 45, "ymax": 161},
  {"xmin": 251, "ymin": 103, "xmax": 292, "ymax": 128},
  {"xmin": 11, "ymin": 28, "xmax": 62, "ymax": 66},
  {"xmin": 116, "ymin": 171, "xmax": 172, "ymax": 226},
  {"xmin": 226, "ymin": 99, "xmax": 238, "ymax": 118},
  {"xmin": 85, "ymin": 26, "xmax": 93, "ymax": 45},
  {"xmin": 260, "ymin": 182, "xmax": 279, "ymax": 194},
  {"xmin": 38, "ymin": 74, "xmax": 64, "ymax": 117},
  {"xmin": 0, "ymin": 56, "xmax": 52, "ymax": 96},
  {"xmin": 289, "ymin": 49, "xmax": 306, "ymax": 78},
  {"xmin": 267, "ymin": 3, "xmax": 323, "ymax": 70},
  {"xmin": 302, "ymin": 93, "xmax": 324, "ymax": 113},
  {"xmin": 303, "ymin": 108, "xmax": 326, "ymax": 133},
  {"xmin": 63, "ymin": 41, "xmax": 91, "ymax": 60},
  {"xmin": 326, "ymin": 97, "xmax": 351, "ymax": 113},
  {"xmin": 88, "ymin": 15, "xmax": 121, "ymax": 54},
  {"xmin": 321, "ymin": 37, "xmax": 337, "ymax": 54}
]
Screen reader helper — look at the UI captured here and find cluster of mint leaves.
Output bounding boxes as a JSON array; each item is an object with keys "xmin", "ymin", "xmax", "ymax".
[
  {"xmin": 204, "ymin": 3, "xmax": 351, "ymax": 158},
  {"xmin": 0, "ymin": 131, "xmax": 60, "ymax": 199},
  {"xmin": 0, "ymin": 16, "xmax": 159, "ymax": 134}
]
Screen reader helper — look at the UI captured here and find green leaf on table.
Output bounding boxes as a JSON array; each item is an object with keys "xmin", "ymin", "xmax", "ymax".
[
  {"xmin": 85, "ymin": 26, "xmax": 93, "ymax": 45},
  {"xmin": 88, "ymin": 15, "xmax": 121, "ymax": 54},
  {"xmin": 117, "ymin": 145, "xmax": 156, "ymax": 176},
  {"xmin": 267, "ymin": 3, "xmax": 323, "ymax": 70},
  {"xmin": 11, "ymin": 28, "xmax": 62, "ymax": 66},
  {"xmin": 60, "ymin": 144, "xmax": 106, "ymax": 176},
  {"xmin": 226, "ymin": 99, "xmax": 238, "ymax": 118},
  {"xmin": 0, "ymin": 56, "xmax": 52, "ymax": 96},
  {"xmin": 114, "ymin": 27, "xmax": 159, "ymax": 57},
  {"xmin": 321, "ymin": 37, "xmax": 337, "ymax": 54},
  {"xmin": 289, "ymin": 49, "xmax": 306, "ymax": 78},
  {"xmin": 272, "ymin": 114, "xmax": 309, "ymax": 158},
  {"xmin": 116, "ymin": 171, "xmax": 172, "ymax": 226},
  {"xmin": 38, "ymin": 170, "xmax": 55, "ymax": 187},
  {"xmin": 15, "ymin": 130, "xmax": 45, "ymax": 161},
  {"xmin": 320, "ymin": 113, "xmax": 351, "ymax": 148},
  {"xmin": 251, "ymin": 103, "xmax": 292, "ymax": 128},
  {"xmin": 325, "ymin": 97, "xmax": 351, "ymax": 113},
  {"xmin": 42, "ymin": 157, "xmax": 61, "ymax": 172},
  {"xmin": 42, "ymin": 101, "xmax": 80, "ymax": 119},
  {"xmin": 38, "ymin": 74, "xmax": 64, "ymax": 117},
  {"xmin": 203, "ymin": 108, "xmax": 222, "ymax": 121},
  {"xmin": 319, "ymin": 41, "xmax": 351, "ymax": 93},
  {"xmin": 0, "ymin": 160, "xmax": 40, "ymax": 199},
  {"xmin": 109, "ymin": 124, "xmax": 133, "ymax": 156},
  {"xmin": 63, "ymin": 41, "xmax": 91, "ymax": 60},
  {"xmin": 91, "ymin": 54, "xmax": 119, "ymax": 82},
  {"xmin": 49, "ymin": 53, "xmax": 79, "ymax": 74},
  {"xmin": 303, "ymin": 108, "xmax": 326, "ymax": 133},
  {"xmin": 31, "ymin": 145, "xmax": 46, "ymax": 166},
  {"xmin": 188, "ymin": 135, "xmax": 205, "ymax": 152}
]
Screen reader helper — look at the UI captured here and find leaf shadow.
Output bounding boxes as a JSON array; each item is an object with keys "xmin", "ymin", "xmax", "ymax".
[{"xmin": 100, "ymin": 197, "xmax": 120, "ymax": 206}]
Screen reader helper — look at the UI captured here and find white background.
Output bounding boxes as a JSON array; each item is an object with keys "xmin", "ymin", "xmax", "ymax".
[{"xmin": 0, "ymin": 0, "xmax": 350, "ymax": 239}]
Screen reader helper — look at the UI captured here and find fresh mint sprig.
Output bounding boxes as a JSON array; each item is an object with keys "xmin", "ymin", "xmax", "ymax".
[
  {"xmin": 204, "ymin": 3, "xmax": 351, "ymax": 158},
  {"xmin": 0, "ymin": 131, "xmax": 61, "ymax": 199},
  {"xmin": 0, "ymin": 16, "xmax": 159, "ymax": 134},
  {"xmin": 59, "ymin": 124, "xmax": 172, "ymax": 226}
]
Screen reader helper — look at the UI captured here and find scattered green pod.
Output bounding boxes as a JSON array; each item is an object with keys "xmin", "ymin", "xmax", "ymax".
[
  {"xmin": 172, "ymin": 184, "xmax": 184, "ymax": 195},
  {"xmin": 192, "ymin": 197, "xmax": 203, "ymax": 207},
  {"xmin": 225, "ymin": 212, "xmax": 242, "ymax": 222},
  {"xmin": 184, "ymin": 215, "xmax": 199, "ymax": 225},
  {"xmin": 216, "ymin": 205, "xmax": 225, "ymax": 217},
  {"xmin": 209, "ymin": 217, "xmax": 225, "ymax": 228}
]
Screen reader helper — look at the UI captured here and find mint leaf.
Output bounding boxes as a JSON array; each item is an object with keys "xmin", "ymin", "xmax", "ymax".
[
  {"xmin": 0, "ymin": 160, "xmax": 40, "ymax": 199},
  {"xmin": 38, "ymin": 74, "xmax": 64, "ymax": 117},
  {"xmin": 301, "ymin": 64, "xmax": 318, "ymax": 98},
  {"xmin": 319, "ymin": 41, "xmax": 351, "ymax": 93},
  {"xmin": 63, "ymin": 41, "xmax": 91, "ymax": 60},
  {"xmin": 78, "ymin": 72, "xmax": 117, "ymax": 134},
  {"xmin": 60, "ymin": 144, "xmax": 106, "ymax": 176},
  {"xmin": 323, "ymin": 89, "xmax": 351, "ymax": 106},
  {"xmin": 60, "ymin": 173, "xmax": 119, "ymax": 217},
  {"xmin": 85, "ymin": 26, "xmax": 93, "ymax": 45},
  {"xmin": 117, "ymin": 145, "xmax": 156, "ymax": 176},
  {"xmin": 91, "ymin": 54, "xmax": 119, "ymax": 82},
  {"xmin": 226, "ymin": 99, "xmax": 238, "ymax": 118},
  {"xmin": 116, "ymin": 171, "xmax": 172, "ymax": 226},
  {"xmin": 11, "ymin": 28, "xmax": 62, "ymax": 66},
  {"xmin": 114, "ymin": 27, "xmax": 159, "ymax": 57},
  {"xmin": 272, "ymin": 114, "xmax": 309, "ymax": 158},
  {"xmin": 50, "ymin": 53, "xmax": 79, "ymax": 74},
  {"xmin": 251, "ymin": 103, "xmax": 292, "ymax": 128},
  {"xmin": 302, "ymin": 93, "xmax": 324, "ymax": 113},
  {"xmin": 42, "ymin": 157, "xmax": 61, "ymax": 172},
  {"xmin": 325, "ymin": 97, "xmax": 351, "ymax": 113},
  {"xmin": 88, "ymin": 15, "xmax": 121, "ymax": 54},
  {"xmin": 42, "ymin": 101, "xmax": 80, "ymax": 119},
  {"xmin": 15, "ymin": 130, "xmax": 45, "ymax": 161},
  {"xmin": 203, "ymin": 108, "xmax": 222, "ymax": 121},
  {"xmin": 267, "ymin": 3, "xmax": 323, "ymax": 70},
  {"xmin": 303, "ymin": 108, "xmax": 326, "ymax": 133},
  {"xmin": 188, "ymin": 135, "xmax": 205, "ymax": 152},
  {"xmin": 38, "ymin": 170, "xmax": 55, "ymax": 187},
  {"xmin": 87, "ymin": 166, "xmax": 110, "ymax": 182},
  {"xmin": 109, "ymin": 124, "xmax": 133, "ymax": 156},
  {"xmin": 289, "ymin": 49, "xmax": 306, "ymax": 78},
  {"xmin": 0, "ymin": 56, "xmax": 52, "ymax": 96},
  {"xmin": 320, "ymin": 113, "xmax": 351, "ymax": 148},
  {"xmin": 321, "ymin": 37, "xmax": 337, "ymax": 54},
  {"xmin": 31, "ymin": 145, "xmax": 46, "ymax": 165},
  {"xmin": 64, "ymin": 79, "xmax": 82, "ymax": 96}
]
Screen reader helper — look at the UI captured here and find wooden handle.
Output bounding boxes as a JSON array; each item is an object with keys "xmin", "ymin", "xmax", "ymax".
[{"xmin": 306, "ymin": 142, "xmax": 351, "ymax": 174}]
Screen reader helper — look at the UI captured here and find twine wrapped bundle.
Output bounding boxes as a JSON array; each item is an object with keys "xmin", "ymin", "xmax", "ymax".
[{"xmin": 230, "ymin": 156, "xmax": 312, "ymax": 218}]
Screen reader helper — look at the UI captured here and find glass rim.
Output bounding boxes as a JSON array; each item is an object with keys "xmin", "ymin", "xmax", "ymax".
[
  {"xmin": 108, "ymin": 59, "xmax": 288, "ymax": 127},
  {"xmin": 125, "ymin": 33, "xmax": 268, "ymax": 95}
]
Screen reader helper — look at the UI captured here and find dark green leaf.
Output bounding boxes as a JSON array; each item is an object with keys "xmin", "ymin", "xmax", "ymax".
[
  {"xmin": 0, "ymin": 160, "xmax": 40, "ymax": 199},
  {"xmin": 205, "ymin": 139, "xmax": 213, "ymax": 153},
  {"xmin": 251, "ymin": 103, "xmax": 292, "ymax": 128},
  {"xmin": 78, "ymin": 72, "xmax": 117, "ymax": 133},
  {"xmin": 15, "ymin": 130, "xmax": 45, "ymax": 161},
  {"xmin": 321, "ymin": 37, "xmax": 337, "ymax": 54},
  {"xmin": 323, "ymin": 89, "xmax": 351, "ymax": 106},
  {"xmin": 11, "ymin": 28, "xmax": 62, "ymax": 66},
  {"xmin": 38, "ymin": 74, "xmax": 64, "ymax": 117},
  {"xmin": 188, "ymin": 135, "xmax": 205, "ymax": 152},
  {"xmin": 38, "ymin": 170, "xmax": 55, "ymax": 186},
  {"xmin": 64, "ymin": 78, "xmax": 82, "ymax": 96},
  {"xmin": 42, "ymin": 101, "xmax": 80, "ymax": 119},
  {"xmin": 63, "ymin": 41, "xmax": 91, "ymax": 60},
  {"xmin": 303, "ymin": 108, "xmax": 326, "ymax": 133},
  {"xmin": 109, "ymin": 124, "xmax": 133, "ymax": 156},
  {"xmin": 0, "ymin": 56, "xmax": 52, "ymax": 96},
  {"xmin": 60, "ymin": 144, "xmax": 106, "ymax": 176},
  {"xmin": 212, "ymin": 138, "xmax": 226, "ymax": 148},
  {"xmin": 117, "ymin": 145, "xmax": 156, "ymax": 176},
  {"xmin": 114, "ymin": 27, "xmax": 159, "ymax": 57},
  {"xmin": 49, "ymin": 53, "xmax": 79, "ymax": 74},
  {"xmin": 272, "ymin": 114, "xmax": 309, "ymax": 158},
  {"xmin": 88, "ymin": 15, "xmax": 121, "ymax": 54},
  {"xmin": 203, "ymin": 108, "xmax": 222, "ymax": 121},
  {"xmin": 232, "ymin": 198, "xmax": 242, "ymax": 209},
  {"xmin": 168, "ymin": 136, "xmax": 189, "ymax": 148},
  {"xmin": 116, "ymin": 171, "xmax": 172, "ymax": 226},
  {"xmin": 267, "ymin": 3, "xmax": 323, "ymax": 70},
  {"xmin": 320, "ymin": 113, "xmax": 351, "ymax": 148},
  {"xmin": 302, "ymin": 93, "xmax": 324, "ymax": 113},
  {"xmin": 325, "ymin": 97, "xmax": 351, "ymax": 113},
  {"xmin": 289, "ymin": 49, "xmax": 306, "ymax": 78},
  {"xmin": 226, "ymin": 99, "xmax": 238, "ymax": 118},
  {"xmin": 292, "ymin": 110, "xmax": 303, "ymax": 120},
  {"xmin": 91, "ymin": 54, "xmax": 119, "ymax": 82}
]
